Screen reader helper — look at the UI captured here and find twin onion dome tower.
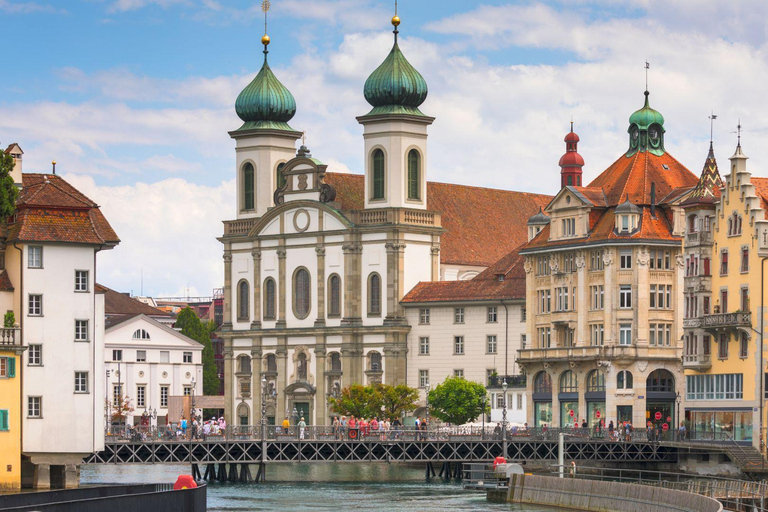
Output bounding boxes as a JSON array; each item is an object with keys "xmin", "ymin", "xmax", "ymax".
[{"xmin": 231, "ymin": 9, "xmax": 432, "ymax": 218}]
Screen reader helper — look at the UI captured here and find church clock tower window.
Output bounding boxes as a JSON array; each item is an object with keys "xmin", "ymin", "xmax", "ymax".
[
  {"xmin": 328, "ymin": 274, "xmax": 341, "ymax": 317},
  {"xmin": 243, "ymin": 163, "xmax": 255, "ymax": 211},
  {"xmin": 264, "ymin": 278, "xmax": 276, "ymax": 319},
  {"xmin": 407, "ymin": 149, "xmax": 421, "ymax": 200},
  {"xmin": 237, "ymin": 280, "xmax": 250, "ymax": 321},
  {"xmin": 368, "ymin": 273, "xmax": 382, "ymax": 316},
  {"xmin": 372, "ymin": 149, "xmax": 385, "ymax": 200},
  {"xmin": 293, "ymin": 268, "xmax": 311, "ymax": 319},
  {"xmin": 276, "ymin": 162, "xmax": 286, "ymax": 189}
]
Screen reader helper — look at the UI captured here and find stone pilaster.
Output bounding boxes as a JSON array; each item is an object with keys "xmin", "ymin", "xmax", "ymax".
[
  {"xmin": 385, "ymin": 241, "xmax": 406, "ymax": 323},
  {"xmin": 430, "ymin": 245, "xmax": 440, "ymax": 281},
  {"xmin": 636, "ymin": 247, "xmax": 650, "ymax": 345},
  {"xmin": 222, "ymin": 249, "xmax": 233, "ymax": 329},
  {"xmin": 251, "ymin": 346, "xmax": 263, "ymax": 425},
  {"xmin": 576, "ymin": 254, "xmax": 587, "ymax": 345},
  {"xmin": 251, "ymin": 249, "xmax": 262, "ymax": 329},
  {"xmin": 223, "ymin": 346, "xmax": 234, "ymax": 423},
  {"xmin": 276, "ymin": 344, "xmax": 288, "ymax": 423},
  {"xmin": 603, "ymin": 250, "xmax": 614, "ymax": 343},
  {"xmin": 341, "ymin": 244, "xmax": 363, "ymax": 324},
  {"xmin": 314, "ymin": 341, "xmax": 327, "ymax": 425},
  {"xmin": 315, "ymin": 246, "xmax": 326, "ymax": 327},
  {"xmin": 277, "ymin": 247, "xmax": 287, "ymax": 328}
]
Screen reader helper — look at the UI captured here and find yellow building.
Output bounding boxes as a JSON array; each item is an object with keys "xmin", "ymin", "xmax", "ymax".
[
  {"xmin": 682, "ymin": 139, "xmax": 768, "ymax": 450},
  {"xmin": 0, "ymin": 330, "xmax": 24, "ymax": 491}
]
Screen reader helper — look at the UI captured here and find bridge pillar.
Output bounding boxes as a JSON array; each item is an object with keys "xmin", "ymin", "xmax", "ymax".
[
  {"xmin": 32, "ymin": 463, "xmax": 50, "ymax": 490},
  {"xmin": 63, "ymin": 464, "xmax": 79, "ymax": 489}
]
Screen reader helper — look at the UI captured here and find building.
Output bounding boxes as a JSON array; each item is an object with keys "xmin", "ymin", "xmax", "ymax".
[
  {"xmin": 682, "ymin": 138, "xmax": 768, "ymax": 447},
  {"xmin": 218, "ymin": 16, "xmax": 549, "ymax": 426},
  {"xmin": 0, "ymin": 328, "xmax": 24, "ymax": 490},
  {"xmin": 104, "ymin": 314, "xmax": 203, "ymax": 428},
  {"xmin": 519, "ymin": 93, "xmax": 698, "ymax": 431},
  {"xmin": 401, "ymin": 246, "xmax": 529, "ymax": 424},
  {"xmin": 0, "ymin": 150, "xmax": 120, "ymax": 488}
]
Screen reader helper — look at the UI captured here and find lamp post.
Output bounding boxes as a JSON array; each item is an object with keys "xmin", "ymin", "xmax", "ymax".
[
  {"xmin": 502, "ymin": 378, "xmax": 508, "ymax": 434},
  {"xmin": 261, "ymin": 376, "xmax": 267, "ymax": 426},
  {"xmin": 675, "ymin": 391, "xmax": 681, "ymax": 441},
  {"xmin": 481, "ymin": 394, "xmax": 487, "ymax": 440},
  {"xmin": 425, "ymin": 383, "xmax": 430, "ymax": 426},
  {"xmin": 292, "ymin": 406, "xmax": 298, "ymax": 426},
  {"xmin": 190, "ymin": 376, "xmax": 197, "ymax": 422},
  {"xmin": 105, "ymin": 368, "xmax": 112, "ymax": 433}
]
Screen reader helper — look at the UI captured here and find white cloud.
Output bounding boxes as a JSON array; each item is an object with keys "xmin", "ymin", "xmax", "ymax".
[
  {"xmin": 64, "ymin": 173, "xmax": 234, "ymax": 297},
  {"xmin": 0, "ymin": 0, "xmax": 57, "ymax": 13},
  {"xmin": 109, "ymin": 0, "xmax": 189, "ymax": 13}
]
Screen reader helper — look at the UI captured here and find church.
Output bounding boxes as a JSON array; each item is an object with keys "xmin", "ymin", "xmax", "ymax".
[{"xmin": 217, "ymin": 14, "xmax": 549, "ymax": 426}]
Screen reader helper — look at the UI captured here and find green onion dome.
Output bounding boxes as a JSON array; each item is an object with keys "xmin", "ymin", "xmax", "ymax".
[
  {"xmin": 629, "ymin": 91, "xmax": 664, "ymax": 130},
  {"xmin": 363, "ymin": 42, "xmax": 428, "ymax": 117},
  {"xmin": 235, "ymin": 56, "xmax": 297, "ymax": 132}
]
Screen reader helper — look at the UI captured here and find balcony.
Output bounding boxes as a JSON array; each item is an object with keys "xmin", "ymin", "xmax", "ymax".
[
  {"xmin": 0, "ymin": 327, "xmax": 20, "ymax": 347},
  {"xmin": 351, "ymin": 208, "xmax": 442, "ymax": 228},
  {"xmin": 683, "ymin": 318, "xmax": 702, "ymax": 328},
  {"xmin": 223, "ymin": 218, "xmax": 258, "ymax": 236},
  {"xmin": 517, "ymin": 345, "xmax": 602, "ymax": 363},
  {"xmin": 682, "ymin": 353, "xmax": 711, "ymax": 371},
  {"xmin": 686, "ymin": 231, "xmax": 713, "ymax": 247},
  {"xmin": 487, "ymin": 374, "xmax": 527, "ymax": 388},
  {"xmin": 703, "ymin": 311, "xmax": 751, "ymax": 331}
]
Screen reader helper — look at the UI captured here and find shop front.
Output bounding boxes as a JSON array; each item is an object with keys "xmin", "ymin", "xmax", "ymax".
[
  {"xmin": 559, "ymin": 370, "xmax": 579, "ymax": 428},
  {"xmin": 532, "ymin": 371, "xmax": 553, "ymax": 427},
  {"xmin": 685, "ymin": 409, "xmax": 753, "ymax": 443},
  {"xmin": 645, "ymin": 369, "xmax": 677, "ymax": 439},
  {"xmin": 585, "ymin": 370, "xmax": 605, "ymax": 430}
]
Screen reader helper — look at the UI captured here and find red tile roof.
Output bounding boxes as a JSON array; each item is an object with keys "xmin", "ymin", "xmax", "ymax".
[
  {"xmin": 588, "ymin": 151, "xmax": 699, "ymax": 206},
  {"xmin": 96, "ymin": 283, "xmax": 170, "ymax": 317},
  {"xmin": 324, "ymin": 173, "xmax": 552, "ymax": 267},
  {"xmin": 402, "ymin": 246, "xmax": 527, "ymax": 303},
  {"xmin": 4, "ymin": 174, "xmax": 119, "ymax": 245},
  {"xmin": 570, "ymin": 186, "xmax": 608, "ymax": 207},
  {"xmin": 0, "ymin": 270, "xmax": 14, "ymax": 291}
]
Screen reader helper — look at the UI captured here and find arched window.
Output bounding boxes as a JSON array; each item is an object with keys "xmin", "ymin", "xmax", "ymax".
[
  {"xmin": 567, "ymin": 175, "xmax": 572, "ymax": 186},
  {"xmin": 329, "ymin": 352, "xmax": 341, "ymax": 372},
  {"xmin": 646, "ymin": 369, "xmax": 675, "ymax": 392},
  {"xmin": 293, "ymin": 268, "xmax": 311, "ymax": 319},
  {"xmin": 237, "ymin": 355, "xmax": 251, "ymax": 374},
  {"xmin": 617, "ymin": 370, "xmax": 633, "ymax": 389},
  {"xmin": 372, "ymin": 149, "xmax": 385, "ymax": 200},
  {"xmin": 243, "ymin": 163, "xmax": 255, "ymax": 210},
  {"xmin": 368, "ymin": 273, "xmax": 381, "ymax": 316},
  {"xmin": 585, "ymin": 370, "xmax": 605, "ymax": 392},
  {"xmin": 276, "ymin": 162, "xmax": 286, "ymax": 189},
  {"xmin": 297, "ymin": 353, "xmax": 308, "ymax": 380},
  {"xmin": 132, "ymin": 329, "xmax": 150, "ymax": 340},
  {"xmin": 688, "ymin": 214, "xmax": 698, "ymax": 233},
  {"xmin": 263, "ymin": 278, "xmax": 276, "ymax": 320},
  {"xmin": 237, "ymin": 403, "xmax": 249, "ymax": 426},
  {"xmin": 559, "ymin": 370, "xmax": 578, "ymax": 393},
  {"xmin": 237, "ymin": 280, "xmax": 250, "ymax": 321},
  {"xmin": 407, "ymin": 149, "xmax": 420, "ymax": 200},
  {"xmin": 369, "ymin": 352, "xmax": 382, "ymax": 372},
  {"xmin": 533, "ymin": 372, "xmax": 552, "ymax": 394},
  {"xmin": 328, "ymin": 274, "xmax": 341, "ymax": 317},
  {"xmin": 266, "ymin": 354, "xmax": 277, "ymax": 373}
]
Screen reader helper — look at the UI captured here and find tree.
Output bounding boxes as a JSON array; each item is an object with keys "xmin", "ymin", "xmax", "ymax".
[
  {"xmin": 428, "ymin": 377, "xmax": 489, "ymax": 425},
  {"xmin": 175, "ymin": 307, "xmax": 219, "ymax": 396},
  {"xmin": 373, "ymin": 384, "xmax": 420, "ymax": 420},
  {"xmin": 0, "ymin": 151, "xmax": 18, "ymax": 220},
  {"xmin": 328, "ymin": 384, "xmax": 376, "ymax": 418},
  {"xmin": 108, "ymin": 395, "xmax": 135, "ymax": 424}
]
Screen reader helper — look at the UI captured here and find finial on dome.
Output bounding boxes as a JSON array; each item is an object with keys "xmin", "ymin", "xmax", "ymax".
[
  {"xmin": 392, "ymin": 0, "xmax": 400, "ymax": 42},
  {"xmin": 262, "ymin": 0, "xmax": 271, "ymax": 56}
]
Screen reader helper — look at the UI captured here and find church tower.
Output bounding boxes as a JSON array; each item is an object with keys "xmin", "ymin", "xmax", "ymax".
[
  {"xmin": 559, "ymin": 123, "xmax": 584, "ymax": 188},
  {"xmin": 230, "ymin": 29, "xmax": 302, "ymax": 219},
  {"xmin": 357, "ymin": 13, "xmax": 434, "ymax": 210}
]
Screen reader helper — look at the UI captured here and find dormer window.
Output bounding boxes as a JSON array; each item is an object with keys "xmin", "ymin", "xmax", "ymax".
[
  {"xmin": 614, "ymin": 197, "xmax": 641, "ymax": 235},
  {"xmin": 562, "ymin": 217, "xmax": 576, "ymax": 237}
]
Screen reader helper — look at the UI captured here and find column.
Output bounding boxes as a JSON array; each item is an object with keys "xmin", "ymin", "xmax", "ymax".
[
  {"xmin": 277, "ymin": 247, "xmax": 287, "ymax": 328},
  {"xmin": 430, "ymin": 235, "xmax": 440, "ymax": 281},
  {"xmin": 342, "ymin": 243, "xmax": 362, "ymax": 324},
  {"xmin": 315, "ymin": 246, "xmax": 326, "ymax": 327},
  {"xmin": 251, "ymin": 346, "xmax": 262, "ymax": 426},
  {"xmin": 223, "ymin": 249, "xmax": 233, "ymax": 329},
  {"xmin": 551, "ymin": 370, "xmax": 561, "ymax": 428},
  {"xmin": 385, "ymin": 241, "xmax": 406, "ymax": 323},
  {"xmin": 603, "ymin": 250, "xmax": 614, "ymax": 343},
  {"xmin": 223, "ymin": 346, "xmax": 234, "ymax": 424},
  {"xmin": 636, "ymin": 247, "xmax": 650, "ymax": 345},
  {"xmin": 251, "ymin": 249, "xmax": 262, "ymax": 329},
  {"xmin": 341, "ymin": 345, "xmax": 353, "ymax": 388},
  {"xmin": 576, "ymin": 253, "xmax": 587, "ymax": 345},
  {"xmin": 314, "ymin": 341, "xmax": 327, "ymax": 425},
  {"xmin": 276, "ymin": 345, "xmax": 288, "ymax": 423}
]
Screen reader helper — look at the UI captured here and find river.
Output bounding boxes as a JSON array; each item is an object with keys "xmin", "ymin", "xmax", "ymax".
[{"xmin": 81, "ymin": 463, "xmax": 575, "ymax": 511}]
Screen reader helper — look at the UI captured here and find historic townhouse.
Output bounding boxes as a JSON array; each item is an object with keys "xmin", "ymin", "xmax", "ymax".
[
  {"xmin": 401, "ymin": 247, "xmax": 530, "ymax": 425},
  {"xmin": 218, "ymin": 17, "xmax": 548, "ymax": 426},
  {"xmin": 519, "ymin": 93, "xmax": 696, "ymax": 431},
  {"xmin": 682, "ymin": 139, "xmax": 768, "ymax": 448},
  {"xmin": 0, "ymin": 145, "xmax": 119, "ymax": 488},
  {"xmin": 0, "ymin": 328, "xmax": 24, "ymax": 490}
]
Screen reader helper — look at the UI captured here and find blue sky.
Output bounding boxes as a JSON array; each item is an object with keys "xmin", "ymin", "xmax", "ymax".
[{"xmin": 2, "ymin": 0, "xmax": 767, "ymax": 296}]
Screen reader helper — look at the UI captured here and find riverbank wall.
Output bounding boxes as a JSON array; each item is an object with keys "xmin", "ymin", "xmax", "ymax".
[{"xmin": 490, "ymin": 474, "xmax": 722, "ymax": 512}]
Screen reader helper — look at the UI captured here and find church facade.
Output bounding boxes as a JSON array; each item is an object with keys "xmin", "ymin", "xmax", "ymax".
[{"xmin": 218, "ymin": 17, "xmax": 548, "ymax": 426}]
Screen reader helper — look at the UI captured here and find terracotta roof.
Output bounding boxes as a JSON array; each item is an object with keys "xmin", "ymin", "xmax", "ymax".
[
  {"xmin": 569, "ymin": 186, "xmax": 608, "ymax": 207},
  {"xmin": 402, "ymin": 246, "xmax": 526, "ymax": 303},
  {"xmin": 588, "ymin": 151, "xmax": 699, "ymax": 206},
  {"xmin": 323, "ymin": 173, "xmax": 552, "ymax": 267},
  {"xmin": 96, "ymin": 283, "xmax": 170, "ymax": 317},
  {"xmin": 0, "ymin": 270, "xmax": 14, "ymax": 291},
  {"xmin": 4, "ymin": 144, "xmax": 22, "ymax": 154},
  {"xmin": 4, "ymin": 174, "xmax": 120, "ymax": 245},
  {"xmin": 751, "ymin": 177, "xmax": 768, "ymax": 212}
]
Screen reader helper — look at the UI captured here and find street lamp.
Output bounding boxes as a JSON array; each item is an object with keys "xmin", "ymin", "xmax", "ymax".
[
  {"xmin": 292, "ymin": 406, "xmax": 298, "ymax": 426},
  {"xmin": 191, "ymin": 376, "xmax": 197, "ymax": 422},
  {"xmin": 105, "ymin": 368, "xmax": 112, "ymax": 433},
  {"xmin": 261, "ymin": 376, "xmax": 267, "ymax": 427},
  {"xmin": 481, "ymin": 394, "xmax": 487, "ymax": 440},
  {"xmin": 502, "ymin": 378, "xmax": 508, "ymax": 438},
  {"xmin": 675, "ymin": 391, "xmax": 681, "ymax": 441},
  {"xmin": 425, "ymin": 383, "xmax": 430, "ymax": 427}
]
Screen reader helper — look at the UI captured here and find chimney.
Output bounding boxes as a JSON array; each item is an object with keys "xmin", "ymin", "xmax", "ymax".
[{"xmin": 650, "ymin": 182, "xmax": 656, "ymax": 217}]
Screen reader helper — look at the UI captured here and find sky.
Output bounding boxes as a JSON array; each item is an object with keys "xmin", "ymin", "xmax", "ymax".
[{"xmin": 2, "ymin": 0, "xmax": 768, "ymax": 297}]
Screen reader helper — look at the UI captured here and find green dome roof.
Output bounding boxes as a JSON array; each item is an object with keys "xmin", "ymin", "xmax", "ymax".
[
  {"xmin": 363, "ymin": 42, "xmax": 428, "ymax": 117},
  {"xmin": 629, "ymin": 91, "xmax": 664, "ymax": 130},
  {"xmin": 235, "ymin": 56, "xmax": 297, "ymax": 132}
]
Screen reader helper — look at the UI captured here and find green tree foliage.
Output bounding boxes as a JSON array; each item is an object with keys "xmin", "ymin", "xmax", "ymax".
[
  {"xmin": 428, "ymin": 377, "xmax": 489, "ymax": 425},
  {"xmin": 0, "ymin": 151, "xmax": 18, "ymax": 221},
  {"xmin": 328, "ymin": 383, "xmax": 420, "ymax": 419},
  {"xmin": 175, "ymin": 308, "xmax": 219, "ymax": 396}
]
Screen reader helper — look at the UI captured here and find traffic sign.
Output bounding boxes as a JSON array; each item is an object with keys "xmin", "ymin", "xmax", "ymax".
[
  {"xmin": 596, "ymin": 411, "xmax": 601, "ymax": 419},
  {"xmin": 654, "ymin": 412, "xmax": 662, "ymax": 421},
  {"xmin": 662, "ymin": 423, "xmax": 669, "ymax": 431}
]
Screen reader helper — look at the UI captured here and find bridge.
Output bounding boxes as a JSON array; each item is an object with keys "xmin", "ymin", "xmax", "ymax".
[{"xmin": 85, "ymin": 426, "xmax": 695, "ymax": 483}]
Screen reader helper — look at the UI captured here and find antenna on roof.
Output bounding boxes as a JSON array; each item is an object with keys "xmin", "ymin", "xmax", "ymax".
[{"xmin": 52, "ymin": 160, "xmax": 56, "ymax": 175}]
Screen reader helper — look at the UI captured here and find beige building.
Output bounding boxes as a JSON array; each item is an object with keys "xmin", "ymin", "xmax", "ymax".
[{"xmin": 519, "ymin": 94, "xmax": 698, "ymax": 431}]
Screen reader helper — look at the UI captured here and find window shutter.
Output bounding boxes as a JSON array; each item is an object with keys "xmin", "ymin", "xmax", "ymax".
[
  {"xmin": 8, "ymin": 357, "xmax": 14, "ymax": 378},
  {"xmin": 0, "ymin": 410, "xmax": 8, "ymax": 431}
]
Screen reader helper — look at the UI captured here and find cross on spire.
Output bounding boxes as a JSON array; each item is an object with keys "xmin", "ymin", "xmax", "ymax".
[{"xmin": 262, "ymin": 0, "xmax": 271, "ymax": 55}]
